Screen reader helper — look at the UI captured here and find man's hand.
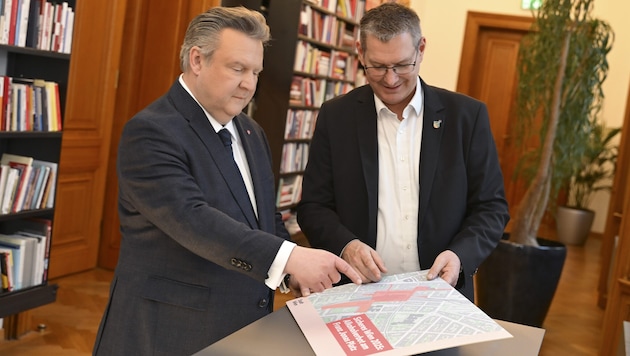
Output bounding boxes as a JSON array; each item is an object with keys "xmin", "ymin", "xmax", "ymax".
[
  {"xmin": 426, "ymin": 250, "xmax": 461, "ymax": 287},
  {"xmin": 341, "ymin": 240, "xmax": 387, "ymax": 283},
  {"xmin": 284, "ymin": 246, "xmax": 362, "ymax": 297}
]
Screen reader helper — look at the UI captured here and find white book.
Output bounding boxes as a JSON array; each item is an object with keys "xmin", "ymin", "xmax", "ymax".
[
  {"xmin": 0, "ymin": 0, "xmax": 12, "ymax": 45},
  {"xmin": 1, "ymin": 167, "xmax": 19, "ymax": 214},
  {"xmin": 16, "ymin": 0, "xmax": 31, "ymax": 47},
  {"xmin": 14, "ymin": 230, "xmax": 45, "ymax": 286},
  {"xmin": 0, "ymin": 164, "xmax": 9, "ymax": 210},
  {"xmin": 41, "ymin": 1, "xmax": 53, "ymax": 50},
  {"xmin": 3, "ymin": 218, "xmax": 50, "ymax": 285},
  {"xmin": 56, "ymin": 1, "xmax": 67, "ymax": 52},
  {"xmin": 0, "ymin": 235, "xmax": 25, "ymax": 290},
  {"xmin": 62, "ymin": 8, "xmax": 73, "ymax": 54},
  {"xmin": 1, "ymin": 153, "xmax": 34, "ymax": 212}
]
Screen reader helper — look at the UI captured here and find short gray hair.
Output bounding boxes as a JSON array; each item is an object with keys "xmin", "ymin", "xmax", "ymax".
[
  {"xmin": 359, "ymin": 3, "xmax": 422, "ymax": 52},
  {"xmin": 179, "ymin": 6, "xmax": 271, "ymax": 72}
]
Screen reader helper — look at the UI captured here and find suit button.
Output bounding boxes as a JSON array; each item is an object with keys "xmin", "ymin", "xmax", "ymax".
[
  {"xmin": 258, "ymin": 298, "xmax": 268, "ymax": 308},
  {"xmin": 243, "ymin": 263, "xmax": 252, "ymax": 271}
]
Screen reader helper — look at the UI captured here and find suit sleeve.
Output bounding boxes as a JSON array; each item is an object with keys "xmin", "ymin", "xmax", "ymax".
[
  {"xmin": 117, "ymin": 116, "xmax": 285, "ymax": 282},
  {"xmin": 445, "ymin": 102, "xmax": 510, "ymax": 280},
  {"xmin": 297, "ymin": 105, "xmax": 361, "ymax": 255}
]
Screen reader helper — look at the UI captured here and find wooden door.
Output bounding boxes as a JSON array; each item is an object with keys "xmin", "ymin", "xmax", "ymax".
[
  {"xmin": 49, "ymin": 0, "xmax": 127, "ymax": 278},
  {"xmin": 98, "ymin": 0, "xmax": 221, "ymax": 269},
  {"xmin": 455, "ymin": 12, "xmax": 534, "ymax": 228}
]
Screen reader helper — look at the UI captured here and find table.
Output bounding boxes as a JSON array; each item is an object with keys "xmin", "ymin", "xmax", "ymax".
[{"xmin": 195, "ymin": 306, "xmax": 545, "ymax": 355}]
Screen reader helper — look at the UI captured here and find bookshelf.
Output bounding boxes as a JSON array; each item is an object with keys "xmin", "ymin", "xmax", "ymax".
[
  {"xmin": 0, "ymin": 0, "xmax": 75, "ymax": 335},
  {"xmin": 250, "ymin": 0, "xmax": 366, "ymax": 232}
]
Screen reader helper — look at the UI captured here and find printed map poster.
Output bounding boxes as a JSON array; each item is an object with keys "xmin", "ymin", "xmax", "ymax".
[{"xmin": 286, "ymin": 270, "xmax": 512, "ymax": 355}]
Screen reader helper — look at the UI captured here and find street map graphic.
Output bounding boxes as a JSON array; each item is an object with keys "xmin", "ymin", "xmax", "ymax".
[{"xmin": 286, "ymin": 270, "xmax": 512, "ymax": 355}]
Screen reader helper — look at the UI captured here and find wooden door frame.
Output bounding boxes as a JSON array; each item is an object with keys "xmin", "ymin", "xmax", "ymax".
[
  {"xmin": 98, "ymin": 0, "xmax": 222, "ymax": 269},
  {"xmin": 456, "ymin": 11, "xmax": 533, "ymax": 94}
]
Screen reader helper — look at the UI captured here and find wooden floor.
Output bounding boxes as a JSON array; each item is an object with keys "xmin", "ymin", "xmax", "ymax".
[{"xmin": 0, "ymin": 237, "xmax": 604, "ymax": 355}]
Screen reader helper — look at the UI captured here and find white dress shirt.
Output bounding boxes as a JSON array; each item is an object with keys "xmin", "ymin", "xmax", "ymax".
[{"xmin": 375, "ymin": 77, "xmax": 424, "ymax": 275}]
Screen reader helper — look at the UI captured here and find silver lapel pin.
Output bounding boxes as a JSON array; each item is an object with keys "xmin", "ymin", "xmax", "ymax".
[{"xmin": 433, "ymin": 120, "xmax": 442, "ymax": 129}]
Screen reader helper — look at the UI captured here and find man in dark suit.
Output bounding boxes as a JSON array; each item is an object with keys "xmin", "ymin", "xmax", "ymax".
[
  {"xmin": 297, "ymin": 3, "xmax": 509, "ymax": 302},
  {"xmin": 93, "ymin": 6, "xmax": 360, "ymax": 356}
]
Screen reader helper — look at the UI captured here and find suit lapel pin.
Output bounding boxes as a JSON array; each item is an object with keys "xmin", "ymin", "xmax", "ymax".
[
  {"xmin": 433, "ymin": 120, "xmax": 442, "ymax": 129},
  {"xmin": 247, "ymin": 130, "xmax": 251, "ymax": 135}
]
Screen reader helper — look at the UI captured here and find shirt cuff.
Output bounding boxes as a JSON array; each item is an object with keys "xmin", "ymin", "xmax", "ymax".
[{"xmin": 265, "ymin": 240, "xmax": 296, "ymax": 290}]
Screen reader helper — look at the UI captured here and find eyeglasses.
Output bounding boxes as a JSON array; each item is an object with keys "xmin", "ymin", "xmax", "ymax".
[
  {"xmin": 364, "ymin": 61, "xmax": 417, "ymax": 76},
  {"xmin": 363, "ymin": 52, "xmax": 418, "ymax": 76}
]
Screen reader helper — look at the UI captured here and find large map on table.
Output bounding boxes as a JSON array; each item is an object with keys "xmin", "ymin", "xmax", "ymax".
[{"xmin": 286, "ymin": 270, "xmax": 512, "ymax": 355}]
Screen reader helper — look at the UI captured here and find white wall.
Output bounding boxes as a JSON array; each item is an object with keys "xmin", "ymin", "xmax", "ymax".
[{"xmin": 410, "ymin": 0, "xmax": 630, "ymax": 233}]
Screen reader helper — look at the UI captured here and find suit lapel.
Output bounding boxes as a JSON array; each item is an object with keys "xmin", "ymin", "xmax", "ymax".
[
  {"xmin": 171, "ymin": 82, "xmax": 259, "ymax": 229},
  {"xmin": 356, "ymin": 88, "xmax": 379, "ymax": 245},
  {"xmin": 233, "ymin": 116, "xmax": 274, "ymax": 233},
  {"xmin": 418, "ymin": 81, "xmax": 445, "ymax": 229}
]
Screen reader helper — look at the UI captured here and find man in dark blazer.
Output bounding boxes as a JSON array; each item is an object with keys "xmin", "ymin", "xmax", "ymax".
[
  {"xmin": 93, "ymin": 6, "xmax": 360, "ymax": 356},
  {"xmin": 297, "ymin": 3, "xmax": 509, "ymax": 302}
]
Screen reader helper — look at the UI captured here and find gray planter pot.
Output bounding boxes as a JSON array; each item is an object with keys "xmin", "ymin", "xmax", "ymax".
[{"xmin": 556, "ymin": 206, "xmax": 595, "ymax": 246}]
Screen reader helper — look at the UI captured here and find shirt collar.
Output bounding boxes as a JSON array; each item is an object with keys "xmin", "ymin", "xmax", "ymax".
[
  {"xmin": 373, "ymin": 76, "xmax": 424, "ymax": 118},
  {"xmin": 178, "ymin": 74, "xmax": 234, "ymax": 135}
]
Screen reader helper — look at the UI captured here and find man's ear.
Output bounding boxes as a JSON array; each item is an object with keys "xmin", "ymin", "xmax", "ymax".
[
  {"xmin": 189, "ymin": 46, "xmax": 203, "ymax": 75},
  {"xmin": 356, "ymin": 41, "xmax": 365, "ymax": 66}
]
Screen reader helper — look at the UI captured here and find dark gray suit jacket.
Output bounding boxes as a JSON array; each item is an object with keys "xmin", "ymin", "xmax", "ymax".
[
  {"xmin": 297, "ymin": 79, "xmax": 509, "ymax": 301},
  {"xmin": 93, "ymin": 81, "xmax": 290, "ymax": 355}
]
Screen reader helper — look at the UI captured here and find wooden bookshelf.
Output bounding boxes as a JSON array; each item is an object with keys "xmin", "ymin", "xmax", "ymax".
[
  {"xmin": 250, "ymin": 0, "xmax": 365, "ymax": 217},
  {"xmin": 0, "ymin": 0, "xmax": 76, "ymax": 339}
]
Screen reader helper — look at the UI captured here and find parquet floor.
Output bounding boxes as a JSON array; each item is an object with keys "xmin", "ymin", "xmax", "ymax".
[{"xmin": 0, "ymin": 237, "xmax": 604, "ymax": 355}]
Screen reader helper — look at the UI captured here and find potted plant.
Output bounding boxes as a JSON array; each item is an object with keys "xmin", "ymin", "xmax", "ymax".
[
  {"xmin": 475, "ymin": 0, "xmax": 614, "ymax": 327},
  {"xmin": 556, "ymin": 122, "xmax": 621, "ymax": 245}
]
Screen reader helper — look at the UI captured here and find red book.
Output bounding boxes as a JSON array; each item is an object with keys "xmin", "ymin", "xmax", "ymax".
[{"xmin": 7, "ymin": 0, "xmax": 19, "ymax": 45}]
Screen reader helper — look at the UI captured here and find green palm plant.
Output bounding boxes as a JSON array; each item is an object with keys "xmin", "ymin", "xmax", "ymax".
[
  {"xmin": 509, "ymin": 0, "xmax": 614, "ymax": 246},
  {"xmin": 567, "ymin": 123, "xmax": 620, "ymax": 209}
]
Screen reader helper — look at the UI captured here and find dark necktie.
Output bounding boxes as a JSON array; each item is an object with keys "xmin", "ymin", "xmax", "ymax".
[
  {"xmin": 218, "ymin": 128, "xmax": 234, "ymax": 155},
  {"xmin": 218, "ymin": 128, "xmax": 245, "ymax": 176}
]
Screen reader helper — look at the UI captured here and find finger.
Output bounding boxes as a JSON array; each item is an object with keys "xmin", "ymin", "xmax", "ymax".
[
  {"xmin": 371, "ymin": 250, "xmax": 388, "ymax": 274},
  {"xmin": 427, "ymin": 260, "xmax": 445, "ymax": 280},
  {"xmin": 360, "ymin": 255, "xmax": 382, "ymax": 282},
  {"xmin": 301, "ymin": 287, "xmax": 311, "ymax": 297},
  {"xmin": 336, "ymin": 258, "xmax": 362, "ymax": 285}
]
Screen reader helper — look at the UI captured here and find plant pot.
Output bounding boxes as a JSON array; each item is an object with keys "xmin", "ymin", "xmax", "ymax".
[
  {"xmin": 556, "ymin": 205, "xmax": 595, "ymax": 246},
  {"xmin": 475, "ymin": 236, "xmax": 567, "ymax": 328}
]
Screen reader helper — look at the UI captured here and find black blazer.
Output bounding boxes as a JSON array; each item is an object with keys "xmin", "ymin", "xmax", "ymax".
[
  {"xmin": 93, "ymin": 80, "xmax": 290, "ymax": 355},
  {"xmin": 297, "ymin": 79, "xmax": 509, "ymax": 301}
]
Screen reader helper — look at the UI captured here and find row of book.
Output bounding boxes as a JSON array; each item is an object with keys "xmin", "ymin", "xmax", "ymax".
[
  {"xmin": 294, "ymin": 40, "xmax": 360, "ymax": 82},
  {"xmin": 336, "ymin": 0, "xmax": 366, "ymax": 22},
  {"xmin": 0, "ymin": 0, "xmax": 75, "ymax": 53},
  {"xmin": 305, "ymin": 0, "xmax": 367, "ymax": 22},
  {"xmin": 290, "ymin": 75, "xmax": 356, "ymax": 108},
  {"xmin": 298, "ymin": 4, "xmax": 357, "ymax": 49},
  {"xmin": 0, "ymin": 218, "xmax": 52, "ymax": 293},
  {"xmin": 0, "ymin": 76, "xmax": 63, "ymax": 132},
  {"xmin": 284, "ymin": 109, "xmax": 319, "ymax": 140},
  {"xmin": 276, "ymin": 174, "xmax": 303, "ymax": 208},
  {"xmin": 279, "ymin": 142, "xmax": 310, "ymax": 174},
  {"xmin": 0, "ymin": 153, "xmax": 57, "ymax": 214}
]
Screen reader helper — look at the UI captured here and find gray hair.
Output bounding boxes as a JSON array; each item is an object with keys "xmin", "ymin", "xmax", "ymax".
[
  {"xmin": 359, "ymin": 3, "xmax": 422, "ymax": 52},
  {"xmin": 179, "ymin": 6, "xmax": 271, "ymax": 72}
]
